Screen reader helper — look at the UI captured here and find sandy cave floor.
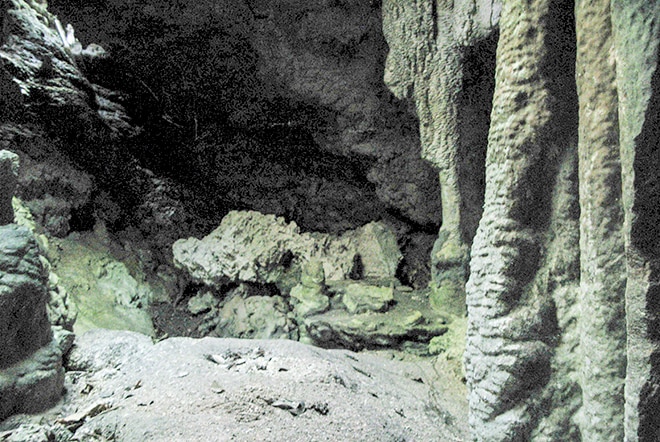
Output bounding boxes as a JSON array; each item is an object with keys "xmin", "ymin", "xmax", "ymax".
[{"xmin": 0, "ymin": 329, "xmax": 468, "ymax": 442}]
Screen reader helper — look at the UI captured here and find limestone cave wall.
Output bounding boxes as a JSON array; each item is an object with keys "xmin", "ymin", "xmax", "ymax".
[{"xmin": 45, "ymin": 0, "xmax": 443, "ymax": 233}]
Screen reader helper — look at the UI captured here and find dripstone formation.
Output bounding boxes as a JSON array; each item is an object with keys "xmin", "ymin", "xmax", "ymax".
[
  {"xmin": 383, "ymin": 0, "xmax": 660, "ymax": 440},
  {"xmin": 0, "ymin": 0, "xmax": 659, "ymax": 441}
]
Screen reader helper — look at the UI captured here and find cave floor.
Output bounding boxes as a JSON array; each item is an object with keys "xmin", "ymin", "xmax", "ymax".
[{"xmin": 0, "ymin": 330, "xmax": 468, "ymax": 442}]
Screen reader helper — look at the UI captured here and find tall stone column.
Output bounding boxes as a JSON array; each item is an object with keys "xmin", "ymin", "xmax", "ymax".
[
  {"xmin": 611, "ymin": 1, "xmax": 660, "ymax": 440},
  {"xmin": 575, "ymin": 0, "xmax": 627, "ymax": 439},
  {"xmin": 464, "ymin": 0, "xmax": 577, "ymax": 439},
  {"xmin": 382, "ymin": 0, "xmax": 498, "ymax": 316}
]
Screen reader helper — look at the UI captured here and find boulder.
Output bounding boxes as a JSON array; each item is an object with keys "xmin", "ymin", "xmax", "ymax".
[
  {"xmin": 0, "ymin": 224, "xmax": 64, "ymax": 420},
  {"xmin": 0, "ymin": 225, "xmax": 52, "ymax": 366},
  {"xmin": 173, "ymin": 210, "xmax": 306, "ymax": 287},
  {"xmin": 290, "ymin": 259, "xmax": 330, "ymax": 318},
  {"xmin": 213, "ymin": 287, "xmax": 296, "ymax": 340},
  {"xmin": 173, "ymin": 210, "xmax": 403, "ymax": 291},
  {"xmin": 290, "ymin": 283, "xmax": 330, "ymax": 318},
  {"xmin": 341, "ymin": 283, "xmax": 395, "ymax": 314}
]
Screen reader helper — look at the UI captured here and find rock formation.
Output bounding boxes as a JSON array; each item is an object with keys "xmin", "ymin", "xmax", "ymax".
[
  {"xmin": 172, "ymin": 210, "xmax": 402, "ymax": 289},
  {"xmin": 0, "ymin": 0, "xmax": 658, "ymax": 440},
  {"xmin": 382, "ymin": 0, "xmax": 660, "ymax": 440},
  {"xmin": 613, "ymin": 1, "xmax": 660, "ymax": 438},
  {"xmin": 382, "ymin": 0, "xmax": 499, "ymax": 316},
  {"xmin": 0, "ymin": 154, "xmax": 65, "ymax": 420},
  {"xmin": 174, "ymin": 210, "xmax": 447, "ymax": 352}
]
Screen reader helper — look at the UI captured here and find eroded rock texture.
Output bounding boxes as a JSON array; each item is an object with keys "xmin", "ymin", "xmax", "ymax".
[
  {"xmin": 612, "ymin": 1, "xmax": 660, "ymax": 440},
  {"xmin": 173, "ymin": 210, "xmax": 402, "ymax": 290},
  {"xmin": 464, "ymin": 0, "xmax": 577, "ymax": 439},
  {"xmin": 576, "ymin": 0, "xmax": 626, "ymax": 438},
  {"xmin": 450, "ymin": 0, "xmax": 660, "ymax": 441},
  {"xmin": 382, "ymin": 0, "xmax": 499, "ymax": 314},
  {"xmin": 0, "ymin": 224, "xmax": 64, "ymax": 420}
]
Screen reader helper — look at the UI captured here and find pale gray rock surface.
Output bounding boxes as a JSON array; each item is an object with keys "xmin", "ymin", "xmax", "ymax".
[
  {"xmin": 0, "ymin": 329, "xmax": 467, "ymax": 442},
  {"xmin": 173, "ymin": 210, "xmax": 402, "ymax": 290}
]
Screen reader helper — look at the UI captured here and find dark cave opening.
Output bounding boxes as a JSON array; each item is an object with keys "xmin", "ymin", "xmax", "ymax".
[
  {"xmin": 6, "ymin": 0, "xmax": 447, "ymax": 358},
  {"xmin": 45, "ymin": 0, "xmax": 434, "ymax": 236}
]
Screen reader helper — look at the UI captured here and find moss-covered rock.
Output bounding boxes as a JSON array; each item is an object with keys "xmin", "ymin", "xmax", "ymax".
[
  {"xmin": 290, "ymin": 284, "xmax": 330, "ymax": 318},
  {"xmin": 48, "ymin": 227, "xmax": 165, "ymax": 337},
  {"xmin": 341, "ymin": 283, "xmax": 394, "ymax": 314}
]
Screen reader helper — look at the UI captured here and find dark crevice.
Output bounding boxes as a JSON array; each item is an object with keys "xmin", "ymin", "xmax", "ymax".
[
  {"xmin": 632, "ymin": 44, "xmax": 660, "ymax": 258},
  {"xmin": 633, "ymin": 25, "xmax": 660, "ymax": 438},
  {"xmin": 68, "ymin": 201, "xmax": 96, "ymax": 232},
  {"xmin": 430, "ymin": 0, "xmax": 438, "ymax": 42},
  {"xmin": 457, "ymin": 30, "xmax": 497, "ymax": 243},
  {"xmin": 384, "ymin": 207, "xmax": 439, "ymax": 234}
]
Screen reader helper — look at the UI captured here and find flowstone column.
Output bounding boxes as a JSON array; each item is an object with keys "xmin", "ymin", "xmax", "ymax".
[
  {"xmin": 464, "ymin": 0, "xmax": 577, "ymax": 439},
  {"xmin": 575, "ymin": 0, "xmax": 627, "ymax": 439},
  {"xmin": 612, "ymin": 1, "xmax": 660, "ymax": 440},
  {"xmin": 382, "ymin": 0, "xmax": 498, "ymax": 316}
]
